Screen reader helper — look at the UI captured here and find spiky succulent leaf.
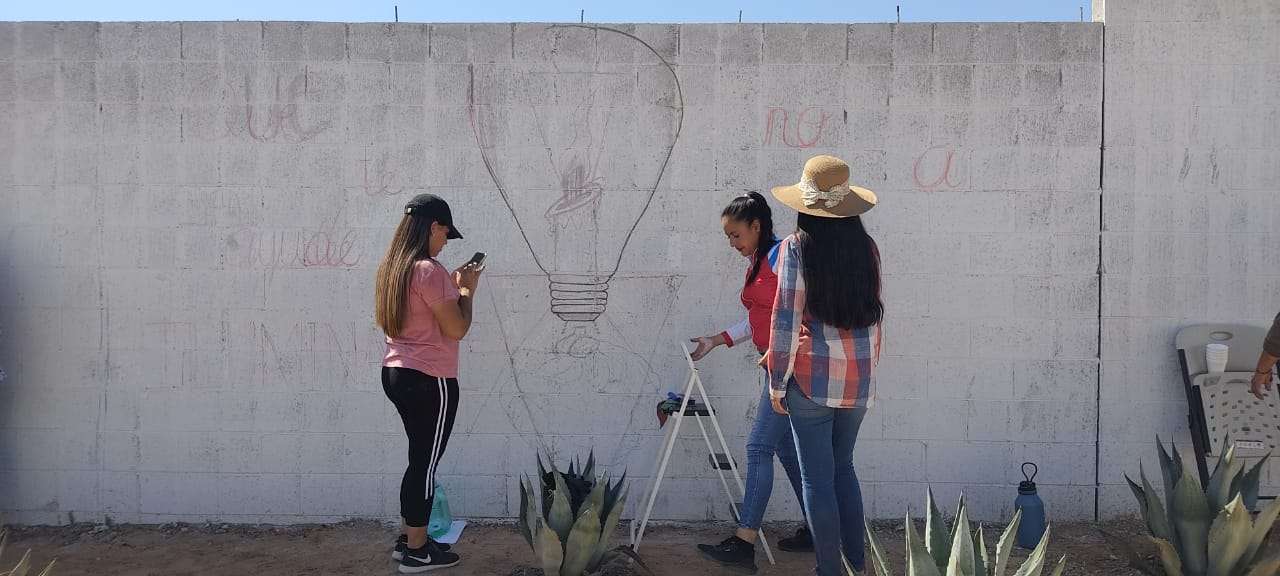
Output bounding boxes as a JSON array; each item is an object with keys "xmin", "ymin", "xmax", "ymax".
[
  {"xmin": 1149, "ymin": 537, "xmax": 1184, "ymax": 576},
  {"xmin": 589, "ymin": 489, "xmax": 627, "ymax": 571},
  {"xmin": 548, "ymin": 473, "xmax": 575, "ymax": 544},
  {"xmin": 926, "ymin": 488, "xmax": 951, "ymax": 571},
  {"xmin": 1048, "ymin": 555, "xmax": 1067, "ymax": 576},
  {"xmin": 604, "ymin": 470, "xmax": 627, "ymax": 519},
  {"xmin": 1240, "ymin": 453, "xmax": 1271, "ymax": 511},
  {"xmin": 560, "ymin": 505, "xmax": 601, "ymax": 576},
  {"xmin": 1157, "ymin": 438, "xmax": 1184, "ymax": 538},
  {"xmin": 865, "ymin": 524, "xmax": 893, "ymax": 576},
  {"xmin": 585, "ymin": 477, "xmax": 606, "ymax": 523},
  {"xmin": 1210, "ymin": 435, "xmax": 1232, "ymax": 479},
  {"xmin": 9, "ymin": 548, "xmax": 32, "ymax": 576},
  {"xmin": 1171, "ymin": 467, "xmax": 1211, "ymax": 576},
  {"xmin": 1242, "ymin": 554, "xmax": 1280, "ymax": 576},
  {"xmin": 1243, "ymin": 496, "xmax": 1280, "ymax": 567},
  {"xmin": 906, "ymin": 511, "xmax": 943, "ymax": 576},
  {"xmin": 526, "ymin": 475, "xmax": 541, "ymax": 534},
  {"xmin": 1010, "ymin": 524, "xmax": 1050, "ymax": 576},
  {"xmin": 949, "ymin": 495, "xmax": 967, "ymax": 546},
  {"xmin": 519, "ymin": 475, "xmax": 534, "ymax": 549},
  {"xmin": 1140, "ymin": 465, "xmax": 1172, "ymax": 540},
  {"xmin": 1207, "ymin": 444, "xmax": 1244, "ymax": 513},
  {"xmin": 1206, "ymin": 495, "xmax": 1252, "ymax": 576},
  {"xmin": 992, "ymin": 508, "xmax": 1022, "ymax": 576},
  {"xmin": 1126, "ymin": 475, "xmax": 1149, "ymax": 516},
  {"xmin": 972, "ymin": 524, "xmax": 988, "ymax": 576},
  {"xmin": 536, "ymin": 519, "xmax": 565, "ymax": 574},
  {"xmin": 562, "ymin": 472, "xmax": 594, "ymax": 516},
  {"xmin": 945, "ymin": 502, "xmax": 976, "ymax": 576},
  {"xmin": 539, "ymin": 454, "xmax": 553, "ymax": 518},
  {"xmin": 583, "ymin": 449, "xmax": 596, "ymax": 480},
  {"xmin": 1227, "ymin": 469, "xmax": 1247, "ymax": 515}
]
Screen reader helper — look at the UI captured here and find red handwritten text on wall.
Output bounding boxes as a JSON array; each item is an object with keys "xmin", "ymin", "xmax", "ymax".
[
  {"xmin": 912, "ymin": 145, "xmax": 963, "ymax": 191},
  {"xmin": 763, "ymin": 107, "xmax": 830, "ymax": 149},
  {"xmin": 229, "ymin": 214, "xmax": 361, "ymax": 270},
  {"xmin": 227, "ymin": 73, "xmax": 329, "ymax": 143}
]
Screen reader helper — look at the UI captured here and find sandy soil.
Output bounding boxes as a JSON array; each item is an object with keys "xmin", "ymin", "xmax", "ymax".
[{"xmin": 2, "ymin": 518, "xmax": 1274, "ymax": 575}]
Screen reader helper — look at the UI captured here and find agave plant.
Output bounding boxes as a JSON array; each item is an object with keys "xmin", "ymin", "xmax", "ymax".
[
  {"xmin": 864, "ymin": 489, "xmax": 1066, "ymax": 576},
  {"xmin": 518, "ymin": 451, "xmax": 628, "ymax": 576},
  {"xmin": 0, "ymin": 528, "xmax": 56, "ymax": 576},
  {"xmin": 1122, "ymin": 438, "xmax": 1280, "ymax": 576}
]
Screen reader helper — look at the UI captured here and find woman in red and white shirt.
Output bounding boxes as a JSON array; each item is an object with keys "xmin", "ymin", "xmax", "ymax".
[{"xmin": 690, "ymin": 192, "xmax": 811, "ymax": 572}]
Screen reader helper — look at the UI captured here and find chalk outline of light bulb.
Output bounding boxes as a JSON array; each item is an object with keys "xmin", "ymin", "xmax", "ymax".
[{"xmin": 467, "ymin": 24, "xmax": 684, "ymax": 322}]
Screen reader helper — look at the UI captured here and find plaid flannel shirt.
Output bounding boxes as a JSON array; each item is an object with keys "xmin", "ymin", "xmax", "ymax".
[{"xmin": 767, "ymin": 234, "xmax": 881, "ymax": 409}]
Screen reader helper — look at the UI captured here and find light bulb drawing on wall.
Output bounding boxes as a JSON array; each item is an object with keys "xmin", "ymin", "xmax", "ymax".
[{"xmin": 468, "ymin": 24, "xmax": 684, "ymax": 323}]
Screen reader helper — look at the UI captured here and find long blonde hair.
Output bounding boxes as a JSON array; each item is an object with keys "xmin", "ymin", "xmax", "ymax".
[{"xmin": 375, "ymin": 214, "xmax": 435, "ymax": 338}]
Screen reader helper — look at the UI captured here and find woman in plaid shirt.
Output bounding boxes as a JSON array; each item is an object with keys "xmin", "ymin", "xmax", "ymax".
[{"xmin": 766, "ymin": 155, "xmax": 881, "ymax": 575}]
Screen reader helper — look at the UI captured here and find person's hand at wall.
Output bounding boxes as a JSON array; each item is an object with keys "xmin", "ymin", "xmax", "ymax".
[{"xmin": 688, "ymin": 334, "xmax": 727, "ymax": 361}]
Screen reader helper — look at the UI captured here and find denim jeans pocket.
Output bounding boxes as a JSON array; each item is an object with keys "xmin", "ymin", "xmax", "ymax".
[{"xmin": 784, "ymin": 381, "xmax": 826, "ymax": 418}]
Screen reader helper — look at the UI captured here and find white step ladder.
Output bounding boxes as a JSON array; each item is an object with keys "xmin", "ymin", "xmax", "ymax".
[{"xmin": 629, "ymin": 344, "xmax": 776, "ymax": 566}]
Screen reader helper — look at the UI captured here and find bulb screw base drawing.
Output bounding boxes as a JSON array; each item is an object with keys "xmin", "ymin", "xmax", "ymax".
[{"xmin": 549, "ymin": 275, "xmax": 609, "ymax": 322}]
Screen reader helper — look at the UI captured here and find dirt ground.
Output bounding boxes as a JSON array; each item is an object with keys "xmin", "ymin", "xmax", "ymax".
[{"xmin": 2, "ymin": 518, "xmax": 1275, "ymax": 575}]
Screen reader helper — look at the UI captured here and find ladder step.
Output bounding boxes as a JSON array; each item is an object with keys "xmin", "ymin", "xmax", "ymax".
[
  {"xmin": 685, "ymin": 404, "xmax": 713, "ymax": 416},
  {"xmin": 709, "ymin": 453, "xmax": 735, "ymax": 470},
  {"xmin": 658, "ymin": 401, "xmax": 714, "ymax": 417}
]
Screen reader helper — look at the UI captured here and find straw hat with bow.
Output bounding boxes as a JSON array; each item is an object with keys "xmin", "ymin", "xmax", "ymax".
[{"xmin": 771, "ymin": 155, "xmax": 877, "ymax": 218}]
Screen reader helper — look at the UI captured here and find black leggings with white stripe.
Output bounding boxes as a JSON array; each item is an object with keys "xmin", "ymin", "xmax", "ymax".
[{"xmin": 382, "ymin": 367, "xmax": 460, "ymax": 528}]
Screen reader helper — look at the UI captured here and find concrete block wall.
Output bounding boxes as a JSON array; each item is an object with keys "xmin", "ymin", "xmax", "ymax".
[
  {"xmin": 1098, "ymin": 0, "xmax": 1280, "ymax": 515},
  {"xmin": 0, "ymin": 19, "xmax": 1105, "ymax": 525},
  {"xmin": 0, "ymin": 0, "xmax": 1273, "ymax": 526}
]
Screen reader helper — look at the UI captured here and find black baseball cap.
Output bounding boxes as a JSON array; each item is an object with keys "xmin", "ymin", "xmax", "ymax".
[{"xmin": 404, "ymin": 193, "xmax": 462, "ymax": 239}]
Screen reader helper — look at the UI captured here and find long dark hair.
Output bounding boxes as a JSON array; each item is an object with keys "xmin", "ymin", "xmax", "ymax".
[
  {"xmin": 722, "ymin": 192, "xmax": 777, "ymax": 285},
  {"xmin": 795, "ymin": 213, "xmax": 882, "ymax": 330},
  {"xmin": 375, "ymin": 214, "xmax": 435, "ymax": 338}
]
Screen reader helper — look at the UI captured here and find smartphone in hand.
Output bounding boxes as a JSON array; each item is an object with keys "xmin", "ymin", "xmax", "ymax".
[{"xmin": 465, "ymin": 251, "xmax": 486, "ymax": 268}]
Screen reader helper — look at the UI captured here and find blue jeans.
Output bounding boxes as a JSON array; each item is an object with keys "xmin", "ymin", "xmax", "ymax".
[
  {"xmin": 786, "ymin": 383, "xmax": 867, "ymax": 574},
  {"xmin": 736, "ymin": 374, "xmax": 805, "ymax": 530}
]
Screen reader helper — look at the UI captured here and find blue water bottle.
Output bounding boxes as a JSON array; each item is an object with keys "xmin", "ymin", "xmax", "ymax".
[
  {"xmin": 1014, "ymin": 462, "xmax": 1046, "ymax": 549},
  {"xmin": 428, "ymin": 483, "xmax": 453, "ymax": 539}
]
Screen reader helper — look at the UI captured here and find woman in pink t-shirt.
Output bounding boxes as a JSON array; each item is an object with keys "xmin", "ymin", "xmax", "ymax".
[{"xmin": 374, "ymin": 193, "xmax": 482, "ymax": 573}]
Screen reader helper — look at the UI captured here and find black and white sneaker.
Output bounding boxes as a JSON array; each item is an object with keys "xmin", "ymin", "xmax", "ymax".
[
  {"xmin": 399, "ymin": 542, "xmax": 460, "ymax": 573},
  {"xmin": 392, "ymin": 535, "xmax": 451, "ymax": 561}
]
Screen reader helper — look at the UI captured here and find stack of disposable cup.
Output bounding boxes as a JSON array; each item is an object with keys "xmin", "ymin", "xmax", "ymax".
[{"xmin": 1205, "ymin": 343, "xmax": 1229, "ymax": 374}]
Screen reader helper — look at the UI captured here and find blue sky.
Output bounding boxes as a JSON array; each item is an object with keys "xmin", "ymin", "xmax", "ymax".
[{"xmin": 2, "ymin": 1, "xmax": 1096, "ymax": 23}]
